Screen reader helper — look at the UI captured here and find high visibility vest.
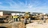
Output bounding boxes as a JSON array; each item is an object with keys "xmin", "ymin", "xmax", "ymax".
[{"xmin": 13, "ymin": 16, "xmax": 18, "ymax": 18}]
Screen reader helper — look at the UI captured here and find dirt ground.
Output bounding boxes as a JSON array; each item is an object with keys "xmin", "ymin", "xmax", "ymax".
[{"xmin": 26, "ymin": 20, "xmax": 48, "ymax": 28}]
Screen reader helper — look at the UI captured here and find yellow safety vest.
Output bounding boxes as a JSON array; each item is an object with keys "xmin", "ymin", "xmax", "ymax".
[{"xmin": 13, "ymin": 16, "xmax": 18, "ymax": 18}]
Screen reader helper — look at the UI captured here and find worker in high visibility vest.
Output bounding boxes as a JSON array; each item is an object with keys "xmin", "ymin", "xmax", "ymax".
[{"xmin": 13, "ymin": 15, "xmax": 19, "ymax": 21}]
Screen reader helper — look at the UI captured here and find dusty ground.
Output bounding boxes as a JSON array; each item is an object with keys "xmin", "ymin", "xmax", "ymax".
[
  {"xmin": 26, "ymin": 20, "xmax": 48, "ymax": 28},
  {"xmin": 26, "ymin": 23, "xmax": 48, "ymax": 28},
  {"xmin": 0, "ymin": 20, "xmax": 48, "ymax": 28}
]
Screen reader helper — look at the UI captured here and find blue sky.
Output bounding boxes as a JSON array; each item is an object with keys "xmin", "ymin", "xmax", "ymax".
[{"xmin": 0, "ymin": 0, "xmax": 48, "ymax": 13}]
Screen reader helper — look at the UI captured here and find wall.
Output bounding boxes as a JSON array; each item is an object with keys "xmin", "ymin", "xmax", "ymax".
[{"xmin": 0, "ymin": 12, "xmax": 3, "ymax": 16}]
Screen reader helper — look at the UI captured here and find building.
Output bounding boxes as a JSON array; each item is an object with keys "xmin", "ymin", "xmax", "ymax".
[{"xmin": 0, "ymin": 10, "xmax": 25, "ymax": 16}]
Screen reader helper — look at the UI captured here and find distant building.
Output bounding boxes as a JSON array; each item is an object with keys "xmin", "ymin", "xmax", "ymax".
[
  {"xmin": 0, "ymin": 10, "xmax": 25, "ymax": 16},
  {"xmin": 32, "ymin": 12, "xmax": 42, "ymax": 16}
]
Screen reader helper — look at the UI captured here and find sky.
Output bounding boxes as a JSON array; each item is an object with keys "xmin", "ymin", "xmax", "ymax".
[{"xmin": 0, "ymin": 0, "xmax": 48, "ymax": 13}]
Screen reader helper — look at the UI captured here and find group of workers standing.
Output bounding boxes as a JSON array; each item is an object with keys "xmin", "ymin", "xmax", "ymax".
[
  {"xmin": 12, "ymin": 12, "xmax": 31, "ymax": 25},
  {"xmin": 12, "ymin": 15, "xmax": 19, "ymax": 21}
]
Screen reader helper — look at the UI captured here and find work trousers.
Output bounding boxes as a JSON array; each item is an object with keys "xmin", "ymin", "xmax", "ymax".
[{"xmin": 14, "ymin": 18, "xmax": 18, "ymax": 22}]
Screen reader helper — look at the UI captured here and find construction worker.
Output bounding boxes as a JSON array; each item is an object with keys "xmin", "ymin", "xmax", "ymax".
[
  {"xmin": 17, "ymin": 15, "xmax": 20, "ymax": 21},
  {"xmin": 13, "ymin": 15, "xmax": 19, "ymax": 22},
  {"xmin": 20, "ymin": 16, "xmax": 24, "ymax": 22}
]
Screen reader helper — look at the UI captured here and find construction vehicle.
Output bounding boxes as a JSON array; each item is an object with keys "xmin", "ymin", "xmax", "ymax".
[{"xmin": 24, "ymin": 12, "xmax": 30, "ymax": 19}]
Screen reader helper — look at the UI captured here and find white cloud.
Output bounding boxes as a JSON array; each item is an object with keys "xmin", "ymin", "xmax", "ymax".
[{"xmin": 0, "ymin": 0, "xmax": 48, "ymax": 13}]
